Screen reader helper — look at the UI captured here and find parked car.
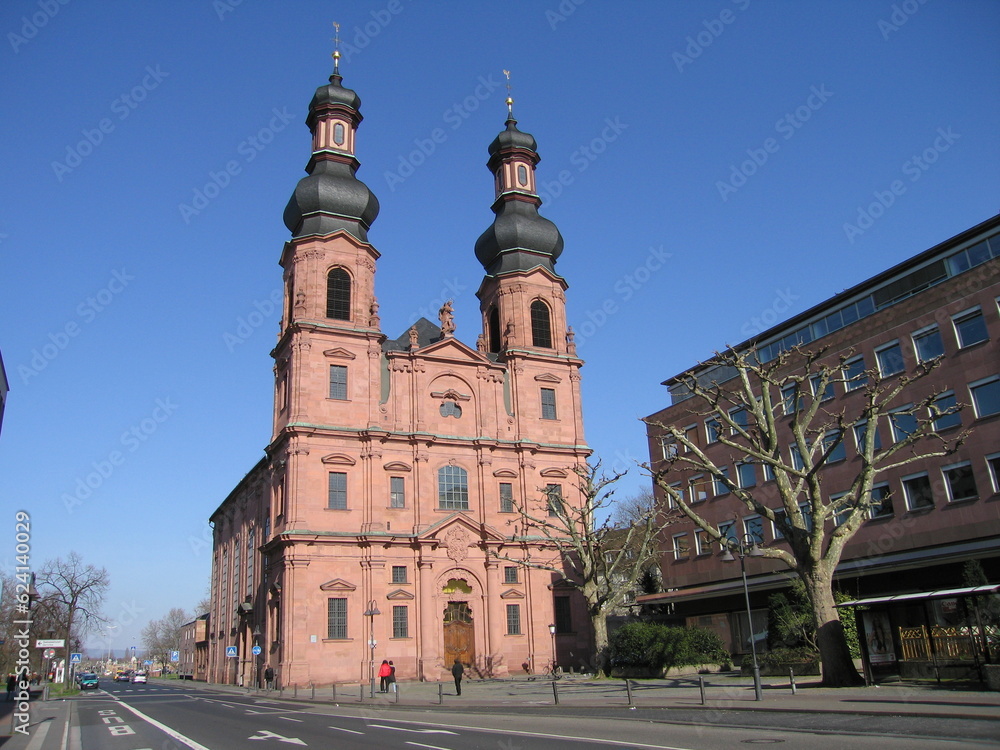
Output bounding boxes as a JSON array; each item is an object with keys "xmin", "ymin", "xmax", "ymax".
[
  {"xmin": 130, "ymin": 671, "xmax": 147, "ymax": 684},
  {"xmin": 115, "ymin": 672, "xmax": 131, "ymax": 682},
  {"xmin": 78, "ymin": 673, "xmax": 100, "ymax": 690}
]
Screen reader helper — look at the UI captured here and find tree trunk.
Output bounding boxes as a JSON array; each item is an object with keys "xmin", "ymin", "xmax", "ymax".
[
  {"xmin": 591, "ymin": 610, "xmax": 609, "ymax": 677},
  {"xmin": 804, "ymin": 571, "xmax": 864, "ymax": 687}
]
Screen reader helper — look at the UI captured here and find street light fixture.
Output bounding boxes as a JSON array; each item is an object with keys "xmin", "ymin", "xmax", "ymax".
[
  {"xmin": 363, "ymin": 600, "xmax": 380, "ymax": 698},
  {"xmin": 252, "ymin": 626, "xmax": 261, "ymax": 691},
  {"xmin": 548, "ymin": 623, "xmax": 556, "ymax": 676},
  {"xmin": 721, "ymin": 533, "xmax": 764, "ymax": 701}
]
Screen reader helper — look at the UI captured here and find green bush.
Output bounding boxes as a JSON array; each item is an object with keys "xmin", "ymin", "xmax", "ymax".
[
  {"xmin": 608, "ymin": 622, "xmax": 729, "ymax": 672},
  {"xmin": 760, "ymin": 646, "xmax": 819, "ymax": 668}
]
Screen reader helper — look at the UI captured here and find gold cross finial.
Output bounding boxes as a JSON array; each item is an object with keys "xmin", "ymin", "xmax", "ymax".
[
  {"xmin": 503, "ymin": 69, "xmax": 513, "ymax": 118},
  {"xmin": 331, "ymin": 21, "xmax": 341, "ymax": 74}
]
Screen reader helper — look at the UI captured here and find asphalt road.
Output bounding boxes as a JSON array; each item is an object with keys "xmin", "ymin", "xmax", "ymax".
[{"xmin": 60, "ymin": 681, "xmax": 999, "ymax": 750}]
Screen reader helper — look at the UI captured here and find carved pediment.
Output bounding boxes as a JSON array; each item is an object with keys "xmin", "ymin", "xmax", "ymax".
[
  {"xmin": 321, "ymin": 453, "xmax": 357, "ymax": 465},
  {"xmin": 500, "ymin": 588, "xmax": 525, "ymax": 599},
  {"xmin": 492, "ymin": 469, "xmax": 518, "ymax": 478},
  {"xmin": 534, "ymin": 373, "xmax": 562, "ymax": 383},
  {"xmin": 383, "ymin": 461, "xmax": 412, "ymax": 472},
  {"xmin": 418, "ymin": 337, "xmax": 489, "ymax": 363},
  {"xmin": 540, "ymin": 467, "xmax": 568, "ymax": 478},
  {"xmin": 549, "ymin": 578, "xmax": 576, "ymax": 591},
  {"xmin": 386, "ymin": 589, "xmax": 414, "ymax": 600},
  {"xmin": 319, "ymin": 578, "xmax": 357, "ymax": 592},
  {"xmin": 430, "ymin": 388, "xmax": 471, "ymax": 402},
  {"xmin": 417, "ymin": 513, "xmax": 506, "ymax": 546},
  {"xmin": 323, "ymin": 348, "xmax": 357, "ymax": 360}
]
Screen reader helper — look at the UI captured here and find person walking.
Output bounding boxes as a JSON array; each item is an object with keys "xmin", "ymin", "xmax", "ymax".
[
  {"xmin": 263, "ymin": 665, "xmax": 274, "ymax": 691},
  {"xmin": 388, "ymin": 661, "xmax": 397, "ymax": 693},
  {"xmin": 6, "ymin": 673, "xmax": 16, "ymax": 701},
  {"xmin": 378, "ymin": 660, "xmax": 392, "ymax": 693},
  {"xmin": 451, "ymin": 658, "xmax": 464, "ymax": 696}
]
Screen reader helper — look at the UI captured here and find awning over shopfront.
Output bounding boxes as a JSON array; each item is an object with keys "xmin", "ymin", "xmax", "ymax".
[{"xmin": 836, "ymin": 584, "xmax": 1000, "ymax": 608}]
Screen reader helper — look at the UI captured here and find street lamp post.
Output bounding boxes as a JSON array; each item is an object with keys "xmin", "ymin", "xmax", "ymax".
[
  {"xmin": 548, "ymin": 623, "xmax": 557, "ymax": 677},
  {"xmin": 363, "ymin": 600, "xmax": 380, "ymax": 698},
  {"xmin": 252, "ymin": 627, "xmax": 261, "ymax": 691},
  {"xmin": 721, "ymin": 533, "xmax": 764, "ymax": 701}
]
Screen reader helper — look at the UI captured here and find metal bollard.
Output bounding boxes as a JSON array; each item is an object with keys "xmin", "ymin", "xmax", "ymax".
[
  {"xmin": 625, "ymin": 679, "xmax": 633, "ymax": 706},
  {"xmin": 789, "ymin": 668, "xmax": 797, "ymax": 695},
  {"xmin": 552, "ymin": 680, "xmax": 560, "ymax": 706},
  {"xmin": 699, "ymin": 675, "xmax": 706, "ymax": 705},
  {"xmin": 311, "ymin": 683, "xmax": 315, "ymax": 700},
  {"xmin": 293, "ymin": 684, "xmax": 297, "ymax": 698},
  {"xmin": 438, "ymin": 683, "xmax": 444, "ymax": 704},
  {"xmin": 360, "ymin": 684, "xmax": 364, "ymax": 701},
  {"xmin": 394, "ymin": 684, "xmax": 400, "ymax": 704},
  {"xmin": 332, "ymin": 683, "xmax": 336, "ymax": 702}
]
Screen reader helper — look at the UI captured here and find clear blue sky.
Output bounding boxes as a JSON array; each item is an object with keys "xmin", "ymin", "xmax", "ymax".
[{"xmin": 1, "ymin": 1, "xmax": 997, "ymax": 652}]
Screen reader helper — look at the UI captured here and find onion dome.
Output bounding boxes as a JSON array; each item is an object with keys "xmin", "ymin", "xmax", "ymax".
[{"xmin": 283, "ymin": 65, "xmax": 379, "ymax": 242}]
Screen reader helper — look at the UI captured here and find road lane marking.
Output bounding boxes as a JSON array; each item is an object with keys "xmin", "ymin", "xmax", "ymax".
[
  {"xmin": 329, "ymin": 726, "xmax": 364, "ymax": 735},
  {"xmin": 248, "ymin": 729, "xmax": 306, "ymax": 745},
  {"xmin": 405, "ymin": 743, "xmax": 450, "ymax": 750},
  {"xmin": 109, "ymin": 695, "xmax": 214, "ymax": 750},
  {"xmin": 279, "ymin": 717, "xmax": 303, "ymax": 722},
  {"xmin": 370, "ymin": 724, "xmax": 457, "ymax": 735}
]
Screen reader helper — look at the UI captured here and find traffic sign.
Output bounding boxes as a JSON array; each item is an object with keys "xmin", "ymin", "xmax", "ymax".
[
  {"xmin": 43, "ymin": 648, "xmax": 56, "ymax": 659},
  {"xmin": 226, "ymin": 646, "xmax": 238, "ymax": 658},
  {"xmin": 70, "ymin": 653, "xmax": 82, "ymax": 664},
  {"xmin": 170, "ymin": 650, "xmax": 180, "ymax": 662},
  {"xmin": 251, "ymin": 645, "xmax": 262, "ymax": 656},
  {"xmin": 36, "ymin": 639, "xmax": 65, "ymax": 648},
  {"xmin": 144, "ymin": 660, "xmax": 153, "ymax": 666}
]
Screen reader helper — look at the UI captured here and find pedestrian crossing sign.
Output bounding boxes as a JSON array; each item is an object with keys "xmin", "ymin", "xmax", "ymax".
[
  {"xmin": 226, "ymin": 646, "xmax": 238, "ymax": 658},
  {"xmin": 70, "ymin": 653, "xmax": 82, "ymax": 664}
]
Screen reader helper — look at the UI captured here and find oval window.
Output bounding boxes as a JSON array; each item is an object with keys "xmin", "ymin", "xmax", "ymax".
[
  {"xmin": 333, "ymin": 123, "xmax": 345, "ymax": 146},
  {"xmin": 517, "ymin": 164, "xmax": 528, "ymax": 186}
]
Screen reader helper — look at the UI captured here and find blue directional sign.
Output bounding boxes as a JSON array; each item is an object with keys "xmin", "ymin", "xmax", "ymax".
[
  {"xmin": 143, "ymin": 660, "xmax": 153, "ymax": 666},
  {"xmin": 225, "ymin": 646, "xmax": 238, "ymax": 658},
  {"xmin": 70, "ymin": 653, "xmax": 82, "ymax": 664},
  {"xmin": 170, "ymin": 650, "xmax": 180, "ymax": 662},
  {"xmin": 251, "ymin": 645, "xmax": 262, "ymax": 656}
]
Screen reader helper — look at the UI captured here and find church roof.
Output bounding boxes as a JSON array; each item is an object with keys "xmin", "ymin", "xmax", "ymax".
[{"xmin": 382, "ymin": 317, "xmax": 442, "ymax": 352}]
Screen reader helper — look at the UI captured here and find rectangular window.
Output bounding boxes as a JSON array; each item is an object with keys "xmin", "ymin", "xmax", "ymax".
[
  {"xmin": 889, "ymin": 407, "xmax": 918, "ymax": 442},
  {"xmin": 953, "ymin": 308, "xmax": 988, "ymax": 348},
  {"xmin": 660, "ymin": 435, "xmax": 678, "ymax": 460},
  {"xmin": 706, "ymin": 417, "xmax": 722, "ymax": 443},
  {"xmin": 665, "ymin": 482, "xmax": 682, "ymax": 509},
  {"xmin": 772, "ymin": 509, "xmax": 787, "ymax": 539},
  {"xmin": 329, "ymin": 365, "xmax": 348, "ymax": 400},
  {"xmin": 790, "ymin": 445, "xmax": 804, "ymax": 471},
  {"xmin": 689, "ymin": 475, "xmax": 708, "ymax": 502},
  {"xmin": 713, "ymin": 467, "xmax": 730, "ymax": 496},
  {"xmin": 554, "ymin": 597, "xmax": 572, "ymax": 634},
  {"xmin": 869, "ymin": 483, "xmax": 893, "ymax": 519},
  {"xmin": 683, "ymin": 424, "xmax": 699, "ymax": 452},
  {"xmin": 736, "ymin": 462, "xmax": 756, "ymax": 488},
  {"xmin": 743, "ymin": 515, "xmax": 763, "ymax": 544},
  {"xmin": 970, "ymin": 376, "xmax": 1000, "ymax": 418},
  {"xmin": 876, "ymin": 341, "xmax": 905, "ymax": 377},
  {"xmin": 930, "ymin": 392, "xmax": 961, "ymax": 431},
  {"xmin": 392, "ymin": 565, "xmax": 408, "ymax": 584},
  {"xmin": 943, "ymin": 463, "xmax": 978, "ymax": 503},
  {"xmin": 843, "ymin": 356, "xmax": 867, "ymax": 391},
  {"xmin": 718, "ymin": 520, "xmax": 738, "ymax": 545},
  {"xmin": 823, "ymin": 431, "xmax": 846, "ymax": 463},
  {"xmin": 540, "ymin": 388, "xmax": 557, "ymax": 420},
  {"xmin": 327, "ymin": 598, "xmax": 347, "ymax": 639},
  {"xmin": 987, "ymin": 453, "xmax": 1000, "ymax": 494},
  {"xmin": 912, "ymin": 326, "xmax": 944, "ymax": 362},
  {"xmin": 782, "ymin": 383, "xmax": 802, "ymax": 415},
  {"xmin": 729, "ymin": 407, "xmax": 749, "ymax": 433},
  {"xmin": 438, "ymin": 466, "xmax": 470, "ymax": 510},
  {"xmin": 392, "ymin": 605, "xmax": 409, "ymax": 638},
  {"xmin": 831, "ymin": 493, "xmax": 851, "ymax": 527},
  {"xmin": 810, "ymin": 374, "xmax": 834, "ymax": 402},
  {"xmin": 328, "ymin": 472, "xmax": 347, "ymax": 510},
  {"xmin": 389, "ymin": 476, "xmax": 406, "ymax": 508},
  {"xmin": 499, "ymin": 482, "xmax": 514, "ymax": 513},
  {"xmin": 798, "ymin": 501, "xmax": 813, "ymax": 531},
  {"xmin": 506, "ymin": 604, "xmax": 521, "ymax": 635},
  {"xmin": 902, "ymin": 473, "xmax": 934, "ymax": 511},
  {"xmin": 694, "ymin": 528, "xmax": 712, "ymax": 555},
  {"xmin": 853, "ymin": 420, "xmax": 882, "ymax": 453},
  {"xmin": 546, "ymin": 484, "xmax": 563, "ymax": 516},
  {"xmin": 672, "ymin": 533, "xmax": 689, "ymax": 560},
  {"xmin": 504, "ymin": 566, "xmax": 519, "ymax": 584}
]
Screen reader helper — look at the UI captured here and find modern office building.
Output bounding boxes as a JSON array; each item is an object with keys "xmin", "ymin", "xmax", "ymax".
[
  {"xmin": 206, "ymin": 56, "xmax": 592, "ymax": 688},
  {"xmin": 642, "ymin": 216, "xmax": 1000, "ymax": 677}
]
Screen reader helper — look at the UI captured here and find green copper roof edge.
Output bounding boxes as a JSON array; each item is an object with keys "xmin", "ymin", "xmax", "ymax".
[{"xmin": 283, "ymin": 422, "xmax": 589, "ymax": 451}]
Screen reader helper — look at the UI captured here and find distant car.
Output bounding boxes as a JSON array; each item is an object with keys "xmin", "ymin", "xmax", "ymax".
[
  {"xmin": 116, "ymin": 672, "xmax": 130, "ymax": 682},
  {"xmin": 79, "ymin": 673, "xmax": 100, "ymax": 690},
  {"xmin": 131, "ymin": 672, "xmax": 147, "ymax": 684}
]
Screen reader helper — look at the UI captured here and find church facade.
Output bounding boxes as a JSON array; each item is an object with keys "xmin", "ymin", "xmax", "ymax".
[{"xmin": 206, "ymin": 58, "xmax": 592, "ymax": 688}]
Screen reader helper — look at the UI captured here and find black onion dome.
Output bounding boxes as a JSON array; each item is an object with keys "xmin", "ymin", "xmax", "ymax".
[
  {"xmin": 488, "ymin": 118, "xmax": 537, "ymax": 157},
  {"xmin": 308, "ymin": 74, "xmax": 361, "ymax": 120}
]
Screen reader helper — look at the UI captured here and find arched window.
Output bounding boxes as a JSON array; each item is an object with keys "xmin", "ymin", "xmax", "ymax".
[
  {"xmin": 530, "ymin": 299, "xmax": 552, "ymax": 348},
  {"xmin": 440, "ymin": 401, "xmax": 462, "ymax": 418},
  {"xmin": 438, "ymin": 465, "xmax": 469, "ymax": 510},
  {"xmin": 326, "ymin": 268, "xmax": 351, "ymax": 320},
  {"xmin": 488, "ymin": 307, "xmax": 502, "ymax": 353}
]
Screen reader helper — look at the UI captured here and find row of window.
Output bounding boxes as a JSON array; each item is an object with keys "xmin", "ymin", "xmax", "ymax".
[
  {"xmin": 325, "ymin": 598, "xmax": 572, "ymax": 639},
  {"xmin": 670, "ymin": 454, "xmax": 1000, "ymax": 559},
  {"xmin": 327, "ymin": 470, "xmax": 564, "ymax": 514},
  {"xmin": 387, "ymin": 565, "xmax": 522, "ymax": 584}
]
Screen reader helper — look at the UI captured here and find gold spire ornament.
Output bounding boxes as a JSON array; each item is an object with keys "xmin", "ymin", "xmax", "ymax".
[
  {"xmin": 332, "ymin": 21, "xmax": 341, "ymax": 74},
  {"xmin": 503, "ymin": 69, "xmax": 513, "ymax": 118}
]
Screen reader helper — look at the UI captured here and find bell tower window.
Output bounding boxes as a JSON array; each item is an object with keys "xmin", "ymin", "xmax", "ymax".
[
  {"xmin": 530, "ymin": 300, "xmax": 552, "ymax": 348},
  {"xmin": 488, "ymin": 307, "xmax": 502, "ymax": 353},
  {"xmin": 326, "ymin": 268, "xmax": 352, "ymax": 320}
]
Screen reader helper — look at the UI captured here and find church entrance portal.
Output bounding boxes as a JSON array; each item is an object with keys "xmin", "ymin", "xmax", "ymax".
[{"xmin": 443, "ymin": 601, "xmax": 474, "ymax": 668}]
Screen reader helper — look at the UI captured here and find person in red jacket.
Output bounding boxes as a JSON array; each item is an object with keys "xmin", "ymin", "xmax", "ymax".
[{"xmin": 377, "ymin": 660, "xmax": 392, "ymax": 693}]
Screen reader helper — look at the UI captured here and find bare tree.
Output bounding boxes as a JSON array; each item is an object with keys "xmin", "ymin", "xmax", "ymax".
[
  {"xmin": 36, "ymin": 552, "xmax": 109, "ymax": 679},
  {"xmin": 496, "ymin": 462, "xmax": 671, "ymax": 676},
  {"xmin": 141, "ymin": 607, "xmax": 189, "ymax": 671},
  {"xmin": 645, "ymin": 345, "xmax": 965, "ymax": 687}
]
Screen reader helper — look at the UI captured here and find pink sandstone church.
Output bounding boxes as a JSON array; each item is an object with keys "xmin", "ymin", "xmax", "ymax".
[{"xmin": 206, "ymin": 55, "xmax": 592, "ymax": 688}]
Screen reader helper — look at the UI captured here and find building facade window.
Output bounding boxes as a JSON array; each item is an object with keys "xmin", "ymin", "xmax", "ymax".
[
  {"xmin": 688, "ymin": 475, "xmax": 707, "ymax": 502},
  {"xmin": 488, "ymin": 307, "xmax": 502, "ymax": 353},
  {"xmin": 736, "ymin": 462, "xmax": 756, "ymax": 488},
  {"xmin": 329, "ymin": 365, "xmax": 348, "ymax": 400},
  {"xmin": 823, "ymin": 431, "xmax": 846, "ymax": 463},
  {"xmin": 540, "ymin": 388, "xmax": 557, "ymax": 420},
  {"xmin": 504, "ymin": 566, "xmax": 519, "ymax": 584},
  {"xmin": 506, "ymin": 604, "xmax": 522, "ymax": 635},
  {"xmin": 790, "ymin": 445, "xmax": 804, "ymax": 471},
  {"xmin": 843, "ymin": 355, "xmax": 867, "ymax": 390},
  {"xmin": 902, "ymin": 473, "xmax": 934, "ymax": 511},
  {"xmin": 695, "ymin": 529, "xmax": 712, "ymax": 555},
  {"xmin": 392, "ymin": 565, "xmax": 407, "ymax": 584},
  {"xmin": 389, "ymin": 476, "xmax": 405, "ymax": 508},
  {"xmin": 713, "ymin": 467, "xmax": 730, "ymax": 496},
  {"xmin": 930, "ymin": 392, "xmax": 961, "ymax": 431},
  {"xmin": 798, "ymin": 501, "xmax": 813, "ymax": 531},
  {"xmin": 853, "ymin": 420, "xmax": 882, "ymax": 453},
  {"xmin": 832, "ymin": 493, "xmax": 851, "ymax": 526},
  {"xmin": 392, "ymin": 605, "xmax": 409, "ymax": 638},
  {"xmin": 970, "ymin": 376, "xmax": 1000, "ymax": 418},
  {"xmin": 554, "ymin": 597, "xmax": 573, "ymax": 633},
  {"xmin": 953, "ymin": 308, "xmax": 988, "ymax": 348},
  {"xmin": 810, "ymin": 374, "xmax": 835, "ymax": 402},
  {"xmin": 987, "ymin": 453, "xmax": 1000, "ymax": 494},
  {"xmin": 876, "ymin": 341, "xmax": 905, "ymax": 377},
  {"xmin": 869, "ymin": 483, "xmax": 893, "ymax": 518},
  {"xmin": 438, "ymin": 466, "xmax": 469, "ymax": 510},
  {"xmin": 706, "ymin": 417, "xmax": 722, "ymax": 443},
  {"xmin": 889, "ymin": 407, "xmax": 917, "ymax": 442},
  {"xmin": 729, "ymin": 406, "xmax": 749, "ymax": 432},
  {"xmin": 440, "ymin": 400, "xmax": 462, "ymax": 418},
  {"xmin": 546, "ymin": 484, "xmax": 563, "ymax": 516},
  {"xmin": 327, "ymin": 598, "xmax": 347, "ymax": 639},
  {"xmin": 530, "ymin": 300, "xmax": 553, "ymax": 348},
  {"xmin": 743, "ymin": 515, "xmax": 763, "ymax": 543},
  {"xmin": 326, "ymin": 268, "xmax": 351, "ymax": 320},
  {"xmin": 912, "ymin": 326, "xmax": 944, "ymax": 362},
  {"xmin": 499, "ymin": 482, "xmax": 514, "ymax": 513},
  {"xmin": 771, "ymin": 509, "xmax": 787, "ymax": 539},
  {"xmin": 942, "ymin": 462, "xmax": 978, "ymax": 503},
  {"xmin": 782, "ymin": 384, "xmax": 802, "ymax": 415},
  {"xmin": 672, "ymin": 533, "xmax": 689, "ymax": 560},
  {"xmin": 328, "ymin": 472, "xmax": 347, "ymax": 510},
  {"xmin": 718, "ymin": 520, "xmax": 738, "ymax": 545}
]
